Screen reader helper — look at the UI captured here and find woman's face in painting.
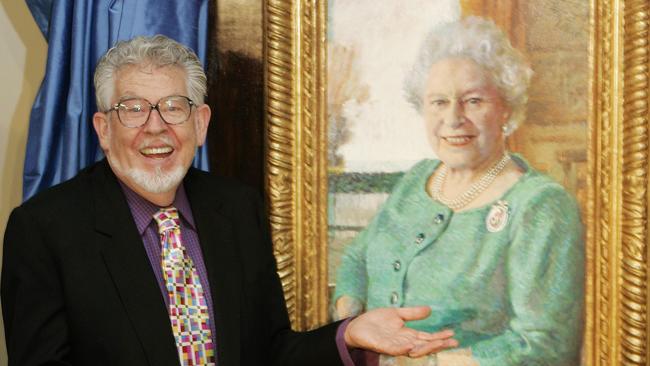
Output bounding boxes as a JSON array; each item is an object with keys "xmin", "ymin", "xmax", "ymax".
[{"xmin": 422, "ymin": 57, "xmax": 512, "ymax": 171}]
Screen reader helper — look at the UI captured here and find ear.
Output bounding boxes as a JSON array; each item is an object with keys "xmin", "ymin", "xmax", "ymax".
[
  {"xmin": 502, "ymin": 104, "xmax": 512, "ymax": 122},
  {"xmin": 500, "ymin": 105, "xmax": 513, "ymax": 130},
  {"xmin": 93, "ymin": 111, "xmax": 111, "ymax": 152},
  {"xmin": 193, "ymin": 103, "xmax": 211, "ymax": 146}
]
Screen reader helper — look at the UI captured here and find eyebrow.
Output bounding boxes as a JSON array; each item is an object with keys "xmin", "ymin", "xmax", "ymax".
[
  {"xmin": 460, "ymin": 87, "xmax": 489, "ymax": 96},
  {"xmin": 117, "ymin": 94, "xmax": 142, "ymax": 101},
  {"xmin": 425, "ymin": 93, "xmax": 449, "ymax": 99},
  {"xmin": 425, "ymin": 88, "xmax": 488, "ymax": 99}
]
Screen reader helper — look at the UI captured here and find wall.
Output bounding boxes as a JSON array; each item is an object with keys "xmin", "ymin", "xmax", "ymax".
[
  {"xmin": 517, "ymin": 0, "xmax": 590, "ymax": 210},
  {"xmin": 0, "ymin": 1, "xmax": 47, "ymax": 364},
  {"xmin": 207, "ymin": 0, "xmax": 266, "ymax": 189}
]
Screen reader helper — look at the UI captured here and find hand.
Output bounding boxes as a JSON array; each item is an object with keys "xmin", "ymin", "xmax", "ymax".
[
  {"xmin": 344, "ymin": 306, "xmax": 458, "ymax": 357},
  {"xmin": 334, "ymin": 295, "xmax": 363, "ymax": 320}
]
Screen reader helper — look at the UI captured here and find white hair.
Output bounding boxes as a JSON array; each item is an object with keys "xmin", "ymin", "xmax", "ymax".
[
  {"xmin": 404, "ymin": 17, "xmax": 533, "ymax": 134},
  {"xmin": 119, "ymin": 165, "xmax": 187, "ymax": 194},
  {"xmin": 94, "ymin": 35, "xmax": 207, "ymax": 112}
]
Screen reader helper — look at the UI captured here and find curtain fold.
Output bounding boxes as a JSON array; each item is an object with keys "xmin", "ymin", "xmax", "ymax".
[{"xmin": 23, "ymin": 0, "xmax": 210, "ymax": 200}]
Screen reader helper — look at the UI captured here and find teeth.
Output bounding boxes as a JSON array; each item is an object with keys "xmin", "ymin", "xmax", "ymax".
[
  {"xmin": 445, "ymin": 136, "xmax": 471, "ymax": 144},
  {"xmin": 141, "ymin": 146, "xmax": 173, "ymax": 155}
]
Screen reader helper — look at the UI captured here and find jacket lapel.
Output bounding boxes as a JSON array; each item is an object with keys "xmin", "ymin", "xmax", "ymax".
[
  {"xmin": 184, "ymin": 169, "xmax": 242, "ymax": 366},
  {"xmin": 92, "ymin": 161, "xmax": 179, "ymax": 366}
]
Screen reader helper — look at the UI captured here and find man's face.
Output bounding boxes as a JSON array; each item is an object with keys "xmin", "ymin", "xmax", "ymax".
[{"xmin": 93, "ymin": 64, "xmax": 210, "ymax": 199}]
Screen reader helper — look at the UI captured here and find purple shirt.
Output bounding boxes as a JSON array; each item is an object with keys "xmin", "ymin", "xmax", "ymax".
[
  {"xmin": 120, "ymin": 181, "xmax": 368, "ymax": 365},
  {"xmin": 337, "ymin": 319, "xmax": 378, "ymax": 365}
]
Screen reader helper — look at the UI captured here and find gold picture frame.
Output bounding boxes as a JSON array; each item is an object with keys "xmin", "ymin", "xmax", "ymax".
[{"xmin": 262, "ymin": 1, "xmax": 649, "ymax": 365}]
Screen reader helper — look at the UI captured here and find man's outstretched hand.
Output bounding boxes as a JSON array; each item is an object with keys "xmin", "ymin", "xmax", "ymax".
[{"xmin": 344, "ymin": 306, "xmax": 458, "ymax": 358}]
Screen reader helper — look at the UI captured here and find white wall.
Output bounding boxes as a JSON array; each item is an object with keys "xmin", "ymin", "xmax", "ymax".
[{"xmin": 0, "ymin": 1, "xmax": 48, "ymax": 364}]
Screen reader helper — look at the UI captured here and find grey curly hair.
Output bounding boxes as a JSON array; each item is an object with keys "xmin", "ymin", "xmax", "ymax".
[
  {"xmin": 404, "ymin": 17, "xmax": 533, "ymax": 134},
  {"xmin": 94, "ymin": 35, "xmax": 207, "ymax": 112}
]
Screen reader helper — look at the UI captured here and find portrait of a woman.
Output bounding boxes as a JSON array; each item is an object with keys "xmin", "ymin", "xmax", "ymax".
[{"xmin": 333, "ymin": 17, "xmax": 584, "ymax": 366}]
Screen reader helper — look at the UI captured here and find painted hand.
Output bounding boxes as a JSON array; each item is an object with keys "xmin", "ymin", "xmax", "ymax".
[{"xmin": 334, "ymin": 295, "xmax": 364, "ymax": 320}]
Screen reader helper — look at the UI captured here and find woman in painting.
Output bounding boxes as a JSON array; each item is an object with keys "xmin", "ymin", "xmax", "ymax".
[{"xmin": 333, "ymin": 17, "xmax": 584, "ymax": 366}]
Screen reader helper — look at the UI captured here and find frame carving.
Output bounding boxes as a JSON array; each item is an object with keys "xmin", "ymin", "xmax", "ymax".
[{"xmin": 263, "ymin": 1, "xmax": 649, "ymax": 364}]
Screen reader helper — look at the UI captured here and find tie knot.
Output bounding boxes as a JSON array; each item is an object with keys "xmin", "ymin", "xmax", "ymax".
[{"xmin": 153, "ymin": 207, "xmax": 180, "ymax": 234}]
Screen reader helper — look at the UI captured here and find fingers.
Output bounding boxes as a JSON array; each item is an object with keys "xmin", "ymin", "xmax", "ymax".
[
  {"xmin": 408, "ymin": 338, "xmax": 459, "ymax": 358},
  {"xmin": 380, "ymin": 329, "xmax": 456, "ymax": 356},
  {"xmin": 415, "ymin": 328, "xmax": 454, "ymax": 341},
  {"xmin": 395, "ymin": 306, "xmax": 432, "ymax": 321}
]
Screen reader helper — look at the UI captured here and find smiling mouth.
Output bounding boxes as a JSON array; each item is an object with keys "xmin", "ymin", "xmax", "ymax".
[
  {"xmin": 443, "ymin": 136, "xmax": 474, "ymax": 146},
  {"xmin": 140, "ymin": 146, "xmax": 174, "ymax": 159}
]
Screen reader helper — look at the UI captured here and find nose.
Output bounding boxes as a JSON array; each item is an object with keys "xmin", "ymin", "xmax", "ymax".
[
  {"xmin": 142, "ymin": 108, "xmax": 169, "ymax": 134},
  {"xmin": 442, "ymin": 100, "xmax": 465, "ymax": 128}
]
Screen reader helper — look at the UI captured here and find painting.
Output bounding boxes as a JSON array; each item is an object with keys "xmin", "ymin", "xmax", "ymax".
[
  {"xmin": 324, "ymin": 1, "xmax": 588, "ymax": 364},
  {"xmin": 263, "ymin": 0, "xmax": 650, "ymax": 365},
  {"xmin": 326, "ymin": 0, "xmax": 590, "ymax": 291}
]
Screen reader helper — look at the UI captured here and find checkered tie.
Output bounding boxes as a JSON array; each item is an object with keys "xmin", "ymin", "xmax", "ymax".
[{"xmin": 153, "ymin": 207, "xmax": 215, "ymax": 366}]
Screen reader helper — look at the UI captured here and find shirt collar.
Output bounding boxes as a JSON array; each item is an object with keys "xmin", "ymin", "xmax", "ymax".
[{"xmin": 119, "ymin": 181, "xmax": 197, "ymax": 234}]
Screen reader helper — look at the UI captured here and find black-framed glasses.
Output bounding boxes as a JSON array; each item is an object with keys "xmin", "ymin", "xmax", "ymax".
[{"xmin": 104, "ymin": 95, "xmax": 195, "ymax": 128}]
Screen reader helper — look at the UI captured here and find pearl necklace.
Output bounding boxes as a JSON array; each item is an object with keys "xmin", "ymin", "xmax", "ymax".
[{"xmin": 430, "ymin": 153, "xmax": 511, "ymax": 210}]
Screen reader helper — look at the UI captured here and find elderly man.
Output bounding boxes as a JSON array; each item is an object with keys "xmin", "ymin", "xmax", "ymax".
[{"xmin": 1, "ymin": 35, "xmax": 456, "ymax": 366}]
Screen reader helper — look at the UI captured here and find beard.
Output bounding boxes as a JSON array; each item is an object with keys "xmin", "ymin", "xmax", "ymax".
[
  {"xmin": 108, "ymin": 154, "xmax": 187, "ymax": 194},
  {"xmin": 103, "ymin": 126, "xmax": 192, "ymax": 194},
  {"xmin": 121, "ymin": 164, "xmax": 187, "ymax": 194}
]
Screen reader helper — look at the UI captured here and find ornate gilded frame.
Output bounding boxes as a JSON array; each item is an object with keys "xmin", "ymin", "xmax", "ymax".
[{"xmin": 263, "ymin": 1, "xmax": 649, "ymax": 364}]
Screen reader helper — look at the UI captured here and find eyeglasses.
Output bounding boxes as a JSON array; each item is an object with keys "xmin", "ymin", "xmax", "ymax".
[{"xmin": 104, "ymin": 95, "xmax": 195, "ymax": 128}]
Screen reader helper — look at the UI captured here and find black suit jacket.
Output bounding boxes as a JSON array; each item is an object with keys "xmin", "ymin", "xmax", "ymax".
[{"xmin": 2, "ymin": 160, "xmax": 342, "ymax": 366}]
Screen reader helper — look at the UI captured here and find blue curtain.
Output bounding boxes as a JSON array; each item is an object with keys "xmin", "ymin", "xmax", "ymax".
[{"xmin": 23, "ymin": 0, "xmax": 210, "ymax": 200}]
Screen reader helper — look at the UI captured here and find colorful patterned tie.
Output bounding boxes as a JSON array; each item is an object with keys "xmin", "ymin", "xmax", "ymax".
[{"xmin": 153, "ymin": 207, "xmax": 216, "ymax": 366}]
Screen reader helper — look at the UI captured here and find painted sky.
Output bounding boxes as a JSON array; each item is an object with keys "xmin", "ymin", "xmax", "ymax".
[{"xmin": 329, "ymin": 0, "xmax": 460, "ymax": 172}]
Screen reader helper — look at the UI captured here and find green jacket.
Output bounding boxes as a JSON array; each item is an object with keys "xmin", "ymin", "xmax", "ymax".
[{"xmin": 334, "ymin": 156, "xmax": 584, "ymax": 365}]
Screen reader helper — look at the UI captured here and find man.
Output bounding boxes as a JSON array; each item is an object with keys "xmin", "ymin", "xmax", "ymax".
[{"xmin": 2, "ymin": 35, "xmax": 456, "ymax": 366}]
